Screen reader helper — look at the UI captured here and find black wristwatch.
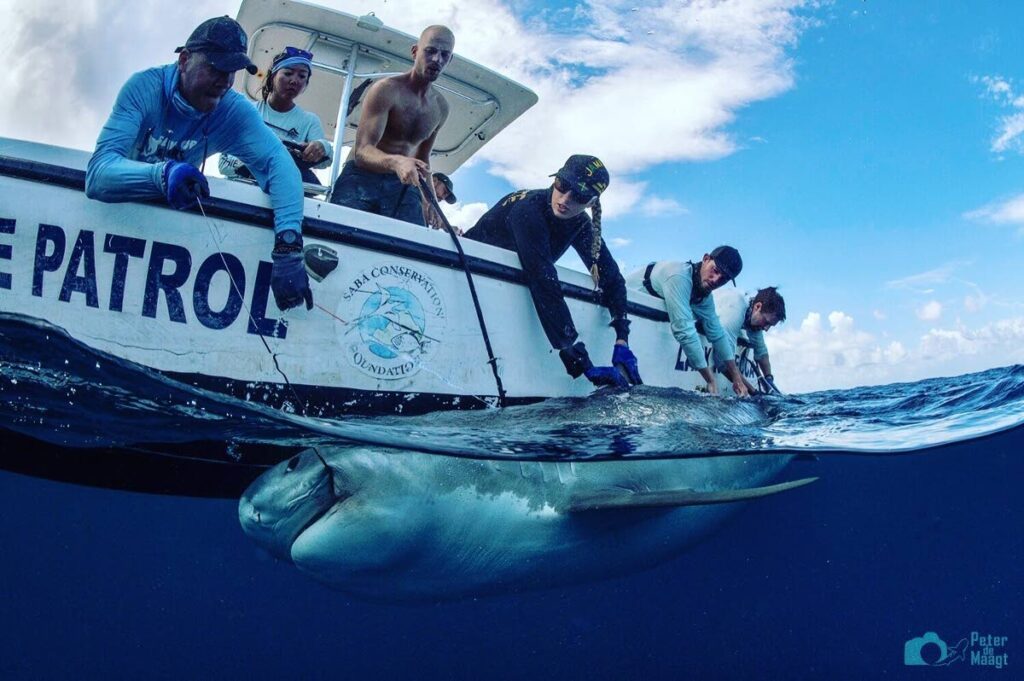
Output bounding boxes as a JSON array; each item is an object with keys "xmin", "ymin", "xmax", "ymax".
[{"xmin": 274, "ymin": 229, "xmax": 303, "ymax": 253}]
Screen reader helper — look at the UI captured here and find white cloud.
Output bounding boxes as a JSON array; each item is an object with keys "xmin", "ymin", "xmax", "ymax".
[
  {"xmin": 916, "ymin": 300, "xmax": 942, "ymax": 321},
  {"xmin": 885, "ymin": 260, "xmax": 969, "ymax": 292},
  {"xmin": 977, "ymin": 74, "xmax": 1024, "ymax": 155},
  {"xmin": 0, "ymin": 0, "xmax": 235, "ymax": 152},
  {"xmin": 965, "ymin": 193, "xmax": 1024, "ymax": 225},
  {"xmin": 992, "ymin": 113, "xmax": 1024, "ymax": 154},
  {"xmin": 980, "ymin": 75, "xmax": 1013, "ymax": 101},
  {"xmin": 919, "ymin": 318, "xmax": 1024, "ymax": 361},
  {"xmin": 964, "ymin": 294, "xmax": 987, "ymax": 313},
  {"xmin": 0, "ymin": 0, "xmax": 820, "ymax": 218},
  {"xmin": 638, "ymin": 196, "xmax": 688, "ymax": 217},
  {"xmin": 873, "ymin": 309, "xmax": 887, "ymax": 320},
  {"xmin": 767, "ymin": 310, "xmax": 1024, "ymax": 394},
  {"xmin": 607, "ymin": 237, "xmax": 632, "ymax": 248},
  {"xmin": 439, "ymin": 201, "xmax": 489, "ymax": 231}
]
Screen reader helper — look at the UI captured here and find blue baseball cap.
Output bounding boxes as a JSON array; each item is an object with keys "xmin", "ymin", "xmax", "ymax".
[{"xmin": 176, "ymin": 17, "xmax": 257, "ymax": 75}]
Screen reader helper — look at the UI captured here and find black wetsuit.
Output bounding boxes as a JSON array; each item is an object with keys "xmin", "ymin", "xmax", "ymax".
[{"xmin": 464, "ymin": 188, "xmax": 629, "ymax": 352}]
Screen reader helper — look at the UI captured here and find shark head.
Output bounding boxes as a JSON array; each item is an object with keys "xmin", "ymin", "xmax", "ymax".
[{"xmin": 238, "ymin": 449, "xmax": 341, "ymax": 559}]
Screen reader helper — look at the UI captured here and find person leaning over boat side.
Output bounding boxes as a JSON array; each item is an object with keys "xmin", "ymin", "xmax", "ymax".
[
  {"xmin": 626, "ymin": 248, "xmax": 750, "ymax": 396},
  {"xmin": 85, "ymin": 17, "xmax": 312, "ymax": 312},
  {"xmin": 328, "ymin": 25, "xmax": 453, "ymax": 228},
  {"xmin": 219, "ymin": 47, "xmax": 333, "ymax": 185},
  {"xmin": 713, "ymin": 286, "xmax": 786, "ymax": 393},
  {"xmin": 463, "ymin": 155, "xmax": 640, "ymax": 390}
]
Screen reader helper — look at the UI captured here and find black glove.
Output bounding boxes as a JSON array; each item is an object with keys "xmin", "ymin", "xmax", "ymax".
[
  {"xmin": 584, "ymin": 365, "xmax": 629, "ymax": 390},
  {"xmin": 270, "ymin": 230, "xmax": 313, "ymax": 311},
  {"xmin": 162, "ymin": 160, "xmax": 209, "ymax": 210},
  {"xmin": 559, "ymin": 342, "xmax": 594, "ymax": 378},
  {"xmin": 612, "ymin": 344, "xmax": 642, "ymax": 385}
]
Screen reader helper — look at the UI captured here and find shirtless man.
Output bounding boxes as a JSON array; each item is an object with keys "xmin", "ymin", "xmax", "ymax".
[{"xmin": 329, "ymin": 25, "xmax": 454, "ymax": 227}]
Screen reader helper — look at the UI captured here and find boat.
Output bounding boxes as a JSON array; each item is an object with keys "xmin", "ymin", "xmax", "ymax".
[{"xmin": 0, "ymin": 0, "xmax": 770, "ymax": 495}]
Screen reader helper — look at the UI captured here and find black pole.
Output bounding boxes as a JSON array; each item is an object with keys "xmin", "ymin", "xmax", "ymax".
[{"xmin": 418, "ymin": 177, "xmax": 507, "ymax": 408}]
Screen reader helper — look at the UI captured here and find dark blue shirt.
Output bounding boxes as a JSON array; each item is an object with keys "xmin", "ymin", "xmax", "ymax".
[{"xmin": 465, "ymin": 188, "xmax": 628, "ymax": 350}]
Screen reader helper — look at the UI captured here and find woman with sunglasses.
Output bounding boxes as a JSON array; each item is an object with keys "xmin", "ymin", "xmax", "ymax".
[
  {"xmin": 220, "ymin": 47, "xmax": 332, "ymax": 184},
  {"xmin": 464, "ymin": 154, "xmax": 640, "ymax": 390}
]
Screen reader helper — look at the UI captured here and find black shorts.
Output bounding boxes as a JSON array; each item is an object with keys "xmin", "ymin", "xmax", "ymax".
[{"xmin": 328, "ymin": 161, "xmax": 424, "ymax": 226}]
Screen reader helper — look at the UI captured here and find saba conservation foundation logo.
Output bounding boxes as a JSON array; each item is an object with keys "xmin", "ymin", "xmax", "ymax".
[
  {"xmin": 337, "ymin": 264, "xmax": 446, "ymax": 381},
  {"xmin": 904, "ymin": 631, "xmax": 1009, "ymax": 669}
]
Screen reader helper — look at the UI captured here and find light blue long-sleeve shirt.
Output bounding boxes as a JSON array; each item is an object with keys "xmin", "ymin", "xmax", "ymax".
[
  {"xmin": 85, "ymin": 64, "xmax": 304, "ymax": 234},
  {"xmin": 712, "ymin": 287, "xmax": 769, "ymax": 360},
  {"xmin": 626, "ymin": 260, "xmax": 735, "ymax": 371}
]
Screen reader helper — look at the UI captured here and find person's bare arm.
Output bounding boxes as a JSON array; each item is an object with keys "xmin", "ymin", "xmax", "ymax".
[
  {"xmin": 353, "ymin": 81, "xmax": 427, "ymax": 184},
  {"xmin": 757, "ymin": 356, "xmax": 773, "ymax": 378}
]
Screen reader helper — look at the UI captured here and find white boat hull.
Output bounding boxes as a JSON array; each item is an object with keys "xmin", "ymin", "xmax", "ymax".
[{"xmin": 0, "ymin": 140, "xmax": 734, "ymax": 416}]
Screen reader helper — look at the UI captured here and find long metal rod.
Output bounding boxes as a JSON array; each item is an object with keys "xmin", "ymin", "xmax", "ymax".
[
  {"xmin": 328, "ymin": 42, "xmax": 360, "ymax": 193},
  {"xmin": 418, "ymin": 176, "xmax": 507, "ymax": 407}
]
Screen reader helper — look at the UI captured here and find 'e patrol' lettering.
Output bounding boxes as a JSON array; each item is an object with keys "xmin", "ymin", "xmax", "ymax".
[{"xmin": 23, "ymin": 222, "xmax": 287, "ymax": 338}]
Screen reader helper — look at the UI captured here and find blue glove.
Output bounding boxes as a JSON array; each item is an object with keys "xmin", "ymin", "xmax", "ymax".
[
  {"xmin": 162, "ymin": 161, "xmax": 209, "ymax": 210},
  {"xmin": 612, "ymin": 344, "xmax": 642, "ymax": 385},
  {"xmin": 584, "ymin": 365, "xmax": 630, "ymax": 390},
  {"xmin": 271, "ymin": 231, "xmax": 313, "ymax": 311}
]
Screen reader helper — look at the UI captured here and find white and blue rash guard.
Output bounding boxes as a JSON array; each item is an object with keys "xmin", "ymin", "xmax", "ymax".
[
  {"xmin": 626, "ymin": 260, "xmax": 735, "ymax": 371},
  {"xmin": 86, "ymin": 64, "xmax": 304, "ymax": 235}
]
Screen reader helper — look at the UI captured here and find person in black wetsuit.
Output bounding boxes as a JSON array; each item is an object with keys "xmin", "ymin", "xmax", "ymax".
[{"xmin": 464, "ymin": 154, "xmax": 640, "ymax": 389}]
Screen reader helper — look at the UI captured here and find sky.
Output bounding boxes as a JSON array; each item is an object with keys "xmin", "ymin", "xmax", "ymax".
[{"xmin": 1, "ymin": 0, "xmax": 1023, "ymax": 393}]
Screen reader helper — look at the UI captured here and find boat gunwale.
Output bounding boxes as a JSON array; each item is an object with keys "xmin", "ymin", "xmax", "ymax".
[{"xmin": 0, "ymin": 153, "xmax": 670, "ymax": 324}]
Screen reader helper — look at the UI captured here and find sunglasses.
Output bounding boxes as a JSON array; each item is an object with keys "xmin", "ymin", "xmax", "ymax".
[
  {"xmin": 275, "ymin": 46, "xmax": 314, "ymax": 64},
  {"xmin": 553, "ymin": 176, "xmax": 594, "ymax": 204}
]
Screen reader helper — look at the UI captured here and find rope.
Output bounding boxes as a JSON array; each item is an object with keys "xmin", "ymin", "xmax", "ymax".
[
  {"xmin": 196, "ymin": 198, "xmax": 335, "ymax": 482},
  {"xmin": 417, "ymin": 176, "xmax": 507, "ymax": 408}
]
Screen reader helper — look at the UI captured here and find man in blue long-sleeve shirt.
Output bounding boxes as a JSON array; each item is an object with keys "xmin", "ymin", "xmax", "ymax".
[
  {"xmin": 85, "ymin": 16, "xmax": 312, "ymax": 311},
  {"xmin": 464, "ymin": 154, "xmax": 640, "ymax": 390}
]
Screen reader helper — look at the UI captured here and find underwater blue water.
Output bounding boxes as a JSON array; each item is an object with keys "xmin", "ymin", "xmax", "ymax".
[{"xmin": 0, "ymin": 315, "xmax": 1021, "ymax": 679}]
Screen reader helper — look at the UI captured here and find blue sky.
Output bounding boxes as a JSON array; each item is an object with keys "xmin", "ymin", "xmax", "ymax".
[{"xmin": 2, "ymin": 0, "xmax": 1022, "ymax": 391}]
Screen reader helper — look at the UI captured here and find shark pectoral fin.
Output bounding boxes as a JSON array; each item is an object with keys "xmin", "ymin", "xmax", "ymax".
[{"xmin": 566, "ymin": 477, "xmax": 819, "ymax": 513}]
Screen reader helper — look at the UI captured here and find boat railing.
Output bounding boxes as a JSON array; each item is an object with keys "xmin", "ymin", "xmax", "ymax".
[{"xmin": 247, "ymin": 22, "xmax": 501, "ymax": 194}]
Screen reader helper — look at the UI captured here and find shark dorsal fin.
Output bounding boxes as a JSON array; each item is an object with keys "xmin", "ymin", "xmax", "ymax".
[{"xmin": 567, "ymin": 477, "xmax": 818, "ymax": 513}]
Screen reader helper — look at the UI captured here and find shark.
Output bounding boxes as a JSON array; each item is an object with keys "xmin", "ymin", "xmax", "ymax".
[{"xmin": 238, "ymin": 447, "xmax": 814, "ymax": 602}]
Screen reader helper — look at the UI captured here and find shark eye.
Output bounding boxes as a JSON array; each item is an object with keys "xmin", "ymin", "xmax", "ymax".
[{"xmin": 285, "ymin": 455, "xmax": 301, "ymax": 473}]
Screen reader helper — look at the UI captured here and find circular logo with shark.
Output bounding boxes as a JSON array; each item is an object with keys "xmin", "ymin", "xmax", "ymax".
[{"xmin": 338, "ymin": 264, "xmax": 446, "ymax": 380}]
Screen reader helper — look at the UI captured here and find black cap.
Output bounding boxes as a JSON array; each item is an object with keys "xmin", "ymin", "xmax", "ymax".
[
  {"xmin": 550, "ymin": 154, "xmax": 609, "ymax": 201},
  {"xmin": 432, "ymin": 172, "xmax": 457, "ymax": 204},
  {"xmin": 176, "ymin": 17, "xmax": 257, "ymax": 75},
  {"xmin": 710, "ymin": 245, "xmax": 742, "ymax": 284}
]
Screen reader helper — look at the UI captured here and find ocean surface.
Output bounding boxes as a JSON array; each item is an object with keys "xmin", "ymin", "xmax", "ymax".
[{"xmin": 1, "ymin": 315, "xmax": 1021, "ymax": 679}]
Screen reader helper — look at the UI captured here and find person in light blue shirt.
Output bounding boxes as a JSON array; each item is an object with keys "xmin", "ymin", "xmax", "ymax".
[
  {"xmin": 713, "ymin": 286, "xmax": 786, "ymax": 393},
  {"xmin": 85, "ymin": 16, "xmax": 312, "ymax": 311},
  {"xmin": 219, "ymin": 47, "xmax": 333, "ymax": 185},
  {"xmin": 627, "ymin": 246, "xmax": 750, "ymax": 396}
]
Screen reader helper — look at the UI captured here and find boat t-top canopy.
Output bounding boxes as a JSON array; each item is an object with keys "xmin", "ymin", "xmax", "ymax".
[{"xmin": 234, "ymin": 0, "xmax": 538, "ymax": 183}]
